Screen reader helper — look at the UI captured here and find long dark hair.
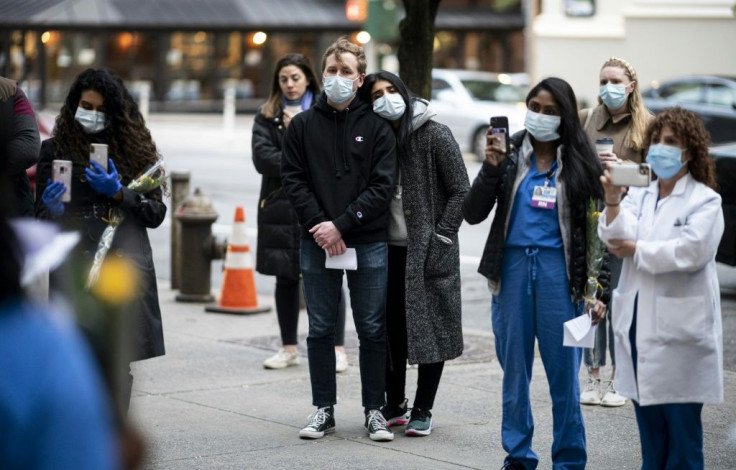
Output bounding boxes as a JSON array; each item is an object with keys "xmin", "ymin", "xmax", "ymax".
[
  {"xmin": 527, "ymin": 77, "xmax": 603, "ymax": 201},
  {"xmin": 0, "ymin": 217, "xmax": 23, "ymax": 303},
  {"xmin": 53, "ymin": 68, "xmax": 160, "ymax": 183},
  {"xmin": 262, "ymin": 53, "xmax": 321, "ymax": 119},
  {"xmin": 360, "ymin": 71, "xmax": 413, "ymax": 157}
]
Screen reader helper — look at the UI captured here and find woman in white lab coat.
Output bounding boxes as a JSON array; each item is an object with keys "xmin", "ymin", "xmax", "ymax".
[{"xmin": 598, "ymin": 107, "xmax": 724, "ymax": 470}]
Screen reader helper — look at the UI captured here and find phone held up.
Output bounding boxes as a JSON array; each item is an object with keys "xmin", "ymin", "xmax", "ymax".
[
  {"xmin": 490, "ymin": 116, "xmax": 510, "ymax": 156},
  {"xmin": 609, "ymin": 163, "xmax": 651, "ymax": 187},
  {"xmin": 90, "ymin": 143, "xmax": 109, "ymax": 172},
  {"xmin": 52, "ymin": 159, "xmax": 73, "ymax": 202}
]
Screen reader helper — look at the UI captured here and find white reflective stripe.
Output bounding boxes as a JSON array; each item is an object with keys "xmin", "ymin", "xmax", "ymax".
[
  {"xmin": 229, "ymin": 223, "xmax": 249, "ymax": 246},
  {"xmin": 225, "ymin": 251, "xmax": 252, "ymax": 269}
]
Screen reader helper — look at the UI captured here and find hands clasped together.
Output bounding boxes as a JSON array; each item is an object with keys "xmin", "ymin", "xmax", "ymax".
[{"xmin": 309, "ymin": 221, "xmax": 346, "ymax": 257}]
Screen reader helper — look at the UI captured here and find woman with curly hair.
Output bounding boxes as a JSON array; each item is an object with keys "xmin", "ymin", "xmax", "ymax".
[
  {"xmin": 599, "ymin": 107, "xmax": 723, "ymax": 469},
  {"xmin": 36, "ymin": 68, "xmax": 166, "ymax": 403}
]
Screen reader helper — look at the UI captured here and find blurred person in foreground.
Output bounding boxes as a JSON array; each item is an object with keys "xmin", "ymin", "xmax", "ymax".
[
  {"xmin": 0, "ymin": 76, "xmax": 41, "ymax": 217},
  {"xmin": 252, "ymin": 53, "xmax": 349, "ymax": 373},
  {"xmin": 578, "ymin": 56, "xmax": 654, "ymax": 407},
  {"xmin": 598, "ymin": 107, "xmax": 723, "ymax": 469},
  {"xmin": 360, "ymin": 71, "xmax": 469, "ymax": 436},
  {"xmin": 281, "ymin": 37, "xmax": 396, "ymax": 441},
  {"xmin": 35, "ymin": 68, "xmax": 167, "ymax": 410},
  {"xmin": 463, "ymin": 77, "xmax": 609, "ymax": 470},
  {"xmin": 0, "ymin": 186, "xmax": 119, "ymax": 469}
]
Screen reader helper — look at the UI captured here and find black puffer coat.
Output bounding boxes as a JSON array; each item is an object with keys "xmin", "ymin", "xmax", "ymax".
[
  {"xmin": 252, "ymin": 107, "xmax": 300, "ymax": 279},
  {"xmin": 463, "ymin": 130, "xmax": 610, "ymax": 304}
]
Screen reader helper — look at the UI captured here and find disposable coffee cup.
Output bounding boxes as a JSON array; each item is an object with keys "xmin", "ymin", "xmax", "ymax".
[{"xmin": 595, "ymin": 137, "xmax": 614, "ymax": 155}]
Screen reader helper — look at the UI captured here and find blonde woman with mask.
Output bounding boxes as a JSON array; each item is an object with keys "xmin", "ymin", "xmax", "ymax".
[{"xmin": 579, "ymin": 57, "xmax": 654, "ymax": 407}]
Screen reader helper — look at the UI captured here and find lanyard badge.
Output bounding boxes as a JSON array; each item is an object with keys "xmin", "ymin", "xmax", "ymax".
[{"xmin": 531, "ymin": 170, "xmax": 556, "ymax": 210}]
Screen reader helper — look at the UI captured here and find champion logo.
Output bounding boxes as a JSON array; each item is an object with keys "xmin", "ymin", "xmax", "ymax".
[
  {"xmin": 356, "ymin": 211, "xmax": 363, "ymax": 218},
  {"xmin": 355, "ymin": 136, "xmax": 364, "ymax": 142}
]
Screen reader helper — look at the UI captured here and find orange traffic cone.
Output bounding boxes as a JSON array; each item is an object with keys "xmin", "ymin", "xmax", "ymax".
[{"xmin": 205, "ymin": 207, "xmax": 271, "ymax": 314}]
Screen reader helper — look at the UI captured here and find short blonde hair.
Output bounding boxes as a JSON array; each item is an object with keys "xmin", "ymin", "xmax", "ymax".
[{"xmin": 321, "ymin": 36, "xmax": 366, "ymax": 75}]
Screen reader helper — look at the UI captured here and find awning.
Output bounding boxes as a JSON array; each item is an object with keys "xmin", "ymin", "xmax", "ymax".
[{"xmin": 0, "ymin": 0, "xmax": 523, "ymax": 31}]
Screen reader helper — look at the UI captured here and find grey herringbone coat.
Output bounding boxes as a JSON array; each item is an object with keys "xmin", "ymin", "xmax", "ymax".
[{"xmin": 399, "ymin": 113, "xmax": 469, "ymax": 364}]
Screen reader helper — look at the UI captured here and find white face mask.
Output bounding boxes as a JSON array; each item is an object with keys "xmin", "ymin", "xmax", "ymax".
[
  {"xmin": 524, "ymin": 110, "xmax": 561, "ymax": 142},
  {"xmin": 372, "ymin": 93, "xmax": 406, "ymax": 121},
  {"xmin": 75, "ymin": 107, "xmax": 106, "ymax": 134},
  {"xmin": 323, "ymin": 74, "xmax": 358, "ymax": 104}
]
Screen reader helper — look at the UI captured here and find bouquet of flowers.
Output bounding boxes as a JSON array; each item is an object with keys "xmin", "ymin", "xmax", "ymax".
[
  {"xmin": 87, "ymin": 160, "xmax": 166, "ymax": 288},
  {"xmin": 584, "ymin": 198, "xmax": 606, "ymax": 310}
]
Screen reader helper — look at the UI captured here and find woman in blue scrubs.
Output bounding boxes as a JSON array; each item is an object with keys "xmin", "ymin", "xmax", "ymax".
[{"xmin": 464, "ymin": 77, "xmax": 610, "ymax": 470}]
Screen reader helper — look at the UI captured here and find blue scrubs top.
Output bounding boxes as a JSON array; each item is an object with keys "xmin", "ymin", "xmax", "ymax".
[{"xmin": 505, "ymin": 154, "xmax": 563, "ymax": 249}]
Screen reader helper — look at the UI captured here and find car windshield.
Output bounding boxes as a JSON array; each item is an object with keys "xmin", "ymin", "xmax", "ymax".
[{"xmin": 461, "ymin": 79, "xmax": 525, "ymax": 103}]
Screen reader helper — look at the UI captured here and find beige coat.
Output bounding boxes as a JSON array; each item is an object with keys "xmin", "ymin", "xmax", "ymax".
[{"xmin": 580, "ymin": 105, "xmax": 653, "ymax": 163}]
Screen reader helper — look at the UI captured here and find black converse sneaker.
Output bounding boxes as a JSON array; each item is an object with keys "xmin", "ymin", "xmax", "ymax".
[
  {"xmin": 364, "ymin": 409, "xmax": 394, "ymax": 441},
  {"xmin": 299, "ymin": 406, "xmax": 335, "ymax": 439},
  {"xmin": 380, "ymin": 398, "xmax": 410, "ymax": 427}
]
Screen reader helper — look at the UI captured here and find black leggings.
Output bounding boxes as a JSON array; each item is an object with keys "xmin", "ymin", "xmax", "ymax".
[
  {"xmin": 275, "ymin": 275, "xmax": 345, "ymax": 347},
  {"xmin": 385, "ymin": 245, "xmax": 445, "ymax": 411}
]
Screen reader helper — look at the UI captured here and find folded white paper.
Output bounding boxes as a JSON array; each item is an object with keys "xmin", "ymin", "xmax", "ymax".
[
  {"xmin": 563, "ymin": 314, "xmax": 597, "ymax": 348},
  {"xmin": 325, "ymin": 247, "xmax": 357, "ymax": 270}
]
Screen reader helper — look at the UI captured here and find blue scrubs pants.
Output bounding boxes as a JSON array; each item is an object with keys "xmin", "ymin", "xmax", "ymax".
[
  {"xmin": 629, "ymin": 300, "xmax": 705, "ymax": 470},
  {"xmin": 492, "ymin": 247, "xmax": 586, "ymax": 470}
]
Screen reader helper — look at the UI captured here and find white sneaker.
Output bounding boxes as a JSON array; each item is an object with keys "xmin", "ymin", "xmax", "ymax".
[
  {"xmin": 600, "ymin": 381, "xmax": 627, "ymax": 407},
  {"xmin": 335, "ymin": 350, "xmax": 349, "ymax": 373},
  {"xmin": 580, "ymin": 377, "xmax": 601, "ymax": 405},
  {"xmin": 263, "ymin": 348, "xmax": 300, "ymax": 369}
]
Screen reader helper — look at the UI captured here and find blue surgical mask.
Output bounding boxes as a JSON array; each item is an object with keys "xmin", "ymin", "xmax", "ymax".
[
  {"xmin": 372, "ymin": 93, "xmax": 406, "ymax": 121},
  {"xmin": 323, "ymin": 74, "xmax": 358, "ymax": 105},
  {"xmin": 75, "ymin": 107, "xmax": 106, "ymax": 134},
  {"xmin": 599, "ymin": 84, "xmax": 627, "ymax": 110},
  {"xmin": 524, "ymin": 110, "xmax": 561, "ymax": 142},
  {"xmin": 647, "ymin": 144, "xmax": 686, "ymax": 180}
]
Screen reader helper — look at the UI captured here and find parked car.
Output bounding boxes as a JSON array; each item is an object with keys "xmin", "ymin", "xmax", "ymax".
[
  {"xmin": 642, "ymin": 75, "xmax": 736, "ymax": 144},
  {"xmin": 430, "ymin": 68, "xmax": 527, "ymax": 161},
  {"xmin": 710, "ymin": 142, "xmax": 736, "ymax": 266}
]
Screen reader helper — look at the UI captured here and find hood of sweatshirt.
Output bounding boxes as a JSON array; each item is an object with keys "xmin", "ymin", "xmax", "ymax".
[{"xmin": 411, "ymin": 98, "xmax": 437, "ymax": 131}]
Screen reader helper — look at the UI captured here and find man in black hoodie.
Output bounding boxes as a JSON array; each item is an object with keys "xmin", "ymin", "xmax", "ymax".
[{"xmin": 281, "ymin": 37, "xmax": 396, "ymax": 442}]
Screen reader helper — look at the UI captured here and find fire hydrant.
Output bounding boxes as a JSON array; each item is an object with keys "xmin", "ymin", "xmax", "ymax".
[{"xmin": 175, "ymin": 188, "xmax": 226, "ymax": 302}]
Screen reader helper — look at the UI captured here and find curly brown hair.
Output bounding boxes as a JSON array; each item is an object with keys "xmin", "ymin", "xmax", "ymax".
[
  {"xmin": 644, "ymin": 107, "xmax": 717, "ymax": 190},
  {"xmin": 52, "ymin": 69, "xmax": 162, "ymax": 185}
]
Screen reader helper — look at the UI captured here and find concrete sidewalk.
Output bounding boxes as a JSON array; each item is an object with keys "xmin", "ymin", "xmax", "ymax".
[{"xmin": 129, "ymin": 286, "xmax": 736, "ymax": 470}]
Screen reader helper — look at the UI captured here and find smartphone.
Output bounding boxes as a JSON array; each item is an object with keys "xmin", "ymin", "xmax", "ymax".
[
  {"xmin": 610, "ymin": 163, "xmax": 652, "ymax": 187},
  {"xmin": 90, "ymin": 143, "xmax": 108, "ymax": 172},
  {"xmin": 490, "ymin": 116, "xmax": 510, "ymax": 155},
  {"xmin": 52, "ymin": 159, "xmax": 73, "ymax": 202}
]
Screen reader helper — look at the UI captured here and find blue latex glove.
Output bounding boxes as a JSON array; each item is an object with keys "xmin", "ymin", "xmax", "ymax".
[
  {"xmin": 85, "ymin": 159, "xmax": 122, "ymax": 197},
  {"xmin": 42, "ymin": 179, "xmax": 66, "ymax": 217}
]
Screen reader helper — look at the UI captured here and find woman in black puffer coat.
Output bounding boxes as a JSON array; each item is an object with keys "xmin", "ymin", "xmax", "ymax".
[{"xmin": 252, "ymin": 53, "xmax": 347, "ymax": 371}]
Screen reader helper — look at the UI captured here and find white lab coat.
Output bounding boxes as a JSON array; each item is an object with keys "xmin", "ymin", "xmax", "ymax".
[{"xmin": 598, "ymin": 173, "xmax": 724, "ymax": 406}]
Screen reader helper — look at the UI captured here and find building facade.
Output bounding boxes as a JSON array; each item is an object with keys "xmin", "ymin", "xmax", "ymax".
[
  {"xmin": 0, "ymin": 0, "xmax": 525, "ymax": 111},
  {"xmin": 531, "ymin": 0, "xmax": 736, "ymax": 108}
]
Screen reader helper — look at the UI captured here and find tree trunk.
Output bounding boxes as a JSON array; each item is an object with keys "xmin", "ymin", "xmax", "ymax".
[{"xmin": 398, "ymin": 0, "xmax": 441, "ymax": 100}]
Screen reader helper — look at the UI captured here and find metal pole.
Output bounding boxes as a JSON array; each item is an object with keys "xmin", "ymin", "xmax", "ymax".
[{"xmin": 170, "ymin": 170, "xmax": 191, "ymax": 290}]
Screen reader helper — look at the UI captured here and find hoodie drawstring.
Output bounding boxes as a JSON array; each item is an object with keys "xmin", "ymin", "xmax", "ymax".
[{"xmin": 333, "ymin": 107, "xmax": 352, "ymax": 178}]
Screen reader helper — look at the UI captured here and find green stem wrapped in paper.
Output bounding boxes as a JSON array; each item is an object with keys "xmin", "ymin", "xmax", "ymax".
[
  {"xmin": 584, "ymin": 198, "xmax": 606, "ymax": 310},
  {"xmin": 87, "ymin": 160, "xmax": 166, "ymax": 288}
]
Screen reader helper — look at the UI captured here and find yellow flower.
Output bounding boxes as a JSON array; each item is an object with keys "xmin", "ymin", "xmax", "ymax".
[{"xmin": 90, "ymin": 255, "xmax": 140, "ymax": 305}]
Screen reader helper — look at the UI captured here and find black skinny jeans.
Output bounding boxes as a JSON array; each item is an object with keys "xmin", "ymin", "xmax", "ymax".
[
  {"xmin": 385, "ymin": 245, "xmax": 444, "ymax": 411},
  {"xmin": 275, "ymin": 276, "xmax": 345, "ymax": 347}
]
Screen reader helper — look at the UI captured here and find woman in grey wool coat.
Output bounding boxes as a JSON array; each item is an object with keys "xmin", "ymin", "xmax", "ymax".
[{"xmin": 359, "ymin": 71, "xmax": 469, "ymax": 436}]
